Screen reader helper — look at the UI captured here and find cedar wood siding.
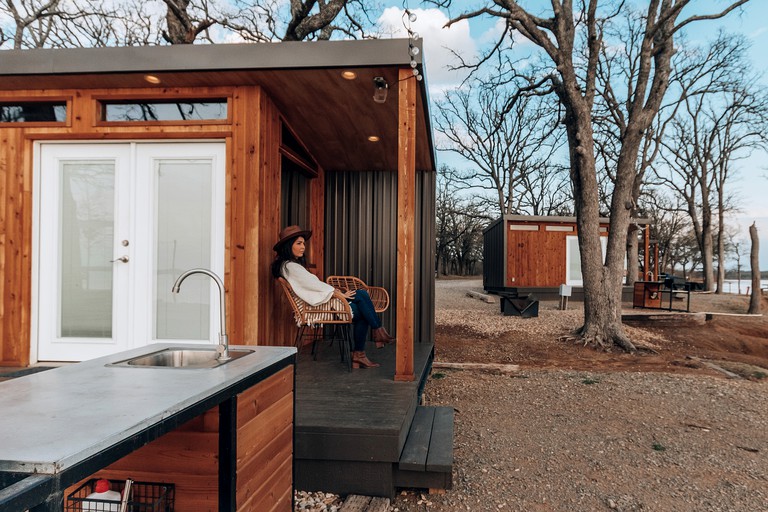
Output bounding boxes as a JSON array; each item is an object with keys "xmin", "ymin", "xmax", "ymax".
[
  {"xmin": 63, "ymin": 366, "xmax": 295, "ymax": 512},
  {"xmin": 0, "ymin": 85, "xmax": 311, "ymax": 366},
  {"xmin": 506, "ymin": 219, "xmax": 608, "ymax": 288}
]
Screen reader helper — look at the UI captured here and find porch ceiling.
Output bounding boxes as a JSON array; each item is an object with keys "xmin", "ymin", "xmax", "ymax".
[{"xmin": 0, "ymin": 41, "xmax": 435, "ymax": 174}]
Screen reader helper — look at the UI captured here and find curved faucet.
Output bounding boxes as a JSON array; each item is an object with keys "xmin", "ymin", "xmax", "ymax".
[{"xmin": 172, "ymin": 268, "xmax": 230, "ymax": 361}]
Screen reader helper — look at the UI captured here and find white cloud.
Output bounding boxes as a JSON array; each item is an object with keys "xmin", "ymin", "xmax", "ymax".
[{"xmin": 377, "ymin": 7, "xmax": 477, "ymax": 89}]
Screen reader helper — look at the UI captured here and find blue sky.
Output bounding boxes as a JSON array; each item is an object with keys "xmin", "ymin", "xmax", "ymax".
[{"xmin": 378, "ymin": 1, "xmax": 768, "ymax": 269}]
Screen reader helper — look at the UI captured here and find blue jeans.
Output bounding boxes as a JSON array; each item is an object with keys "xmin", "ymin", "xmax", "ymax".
[{"xmin": 348, "ymin": 289, "xmax": 382, "ymax": 351}]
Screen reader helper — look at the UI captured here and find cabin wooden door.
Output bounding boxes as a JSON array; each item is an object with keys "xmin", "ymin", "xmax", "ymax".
[{"xmin": 35, "ymin": 142, "xmax": 226, "ymax": 362}]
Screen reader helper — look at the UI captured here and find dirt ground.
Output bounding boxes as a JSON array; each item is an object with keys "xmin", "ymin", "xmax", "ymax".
[
  {"xmin": 388, "ymin": 278, "xmax": 768, "ymax": 512},
  {"xmin": 432, "ymin": 279, "xmax": 768, "ymax": 379}
]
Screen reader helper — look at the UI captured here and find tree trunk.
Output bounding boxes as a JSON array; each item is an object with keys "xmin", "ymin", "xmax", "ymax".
[
  {"xmin": 626, "ymin": 226, "xmax": 640, "ymax": 287},
  {"xmin": 748, "ymin": 222, "xmax": 761, "ymax": 314},
  {"xmin": 716, "ymin": 205, "xmax": 726, "ymax": 294},
  {"xmin": 565, "ymin": 103, "xmax": 635, "ymax": 353},
  {"xmin": 701, "ymin": 224, "xmax": 715, "ymax": 291}
]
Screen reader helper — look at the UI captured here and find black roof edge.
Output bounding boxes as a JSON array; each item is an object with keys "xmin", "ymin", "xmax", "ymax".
[{"xmin": 0, "ymin": 39, "xmax": 423, "ymax": 76}]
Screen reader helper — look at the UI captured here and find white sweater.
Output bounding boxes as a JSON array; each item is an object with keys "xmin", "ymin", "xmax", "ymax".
[{"xmin": 282, "ymin": 261, "xmax": 335, "ymax": 306}]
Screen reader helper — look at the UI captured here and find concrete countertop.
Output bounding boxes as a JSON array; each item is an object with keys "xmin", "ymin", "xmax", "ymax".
[{"xmin": 0, "ymin": 343, "xmax": 295, "ymax": 475}]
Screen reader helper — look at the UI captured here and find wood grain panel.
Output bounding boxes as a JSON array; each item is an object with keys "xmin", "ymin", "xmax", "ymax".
[
  {"xmin": 395, "ymin": 68, "xmax": 417, "ymax": 382},
  {"xmin": 237, "ymin": 393, "xmax": 293, "ymax": 463},
  {"xmin": 98, "ymin": 432, "xmax": 218, "ymax": 475},
  {"xmin": 85, "ymin": 470, "xmax": 217, "ymax": 512},
  {"xmin": 235, "ymin": 424, "xmax": 292, "ymax": 506},
  {"xmin": 237, "ymin": 366, "xmax": 293, "ymax": 429},
  {"xmin": 506, "ymin": 221, "xmax": 609, "ymax": 287},
  {"xmin": 236, "ymin": 456, "xmax": 292, "ymax": 512},
  {"xmin": 228, "ymin": 86, "xmax": 259, "ymax": 345},
  {"xmin": 0, "ymin": 128, "xmax": 29, "ymax": 366},
  {"xmin": 255, "ymin": 92, "xmax": 282, "ymax": 346},
  {"xmin": 268, "ymin": 486, "xmax": 294, "ymax": 512}
]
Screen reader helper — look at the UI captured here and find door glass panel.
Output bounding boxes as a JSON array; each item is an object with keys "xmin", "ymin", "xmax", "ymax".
[
  {"xmin": 155, "ymin": 159, "xmax": 213, "ymax": 339},
  {"xmin": 59, "ymin": 161, "xmax": 114, "ymax": 337},
  {"xmin": 567, "ymin": 236, "xmax": 582, "ymax": 283}
]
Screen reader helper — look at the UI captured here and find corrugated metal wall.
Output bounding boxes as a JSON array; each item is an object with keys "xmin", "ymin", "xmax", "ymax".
[
  {"xmin": 483, "ymin": 218, "xmax": 506, "ymax": 291},
  {"xmin": 325, "ymin": 171, "xmax": 434, "ymax": 344}
]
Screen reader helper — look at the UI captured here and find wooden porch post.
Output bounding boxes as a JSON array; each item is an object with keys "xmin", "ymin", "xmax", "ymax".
[{"xmin": 395, "ymin": 68, "xmax": 416, "ymax": 382}]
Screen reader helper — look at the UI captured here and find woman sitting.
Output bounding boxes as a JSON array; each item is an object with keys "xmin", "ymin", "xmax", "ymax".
[{"xmin": 271, "ymin": 225, "xmax": 395, "ymax": 369}]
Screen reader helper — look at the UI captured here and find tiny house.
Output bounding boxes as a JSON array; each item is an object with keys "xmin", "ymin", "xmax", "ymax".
[
  {"xmin": 483, "ymin": 214, "xmax": 652, "ymax": 298},
  {"xmin": 0, "ymin": 40, "xmax": 436, "ymax": 381}
]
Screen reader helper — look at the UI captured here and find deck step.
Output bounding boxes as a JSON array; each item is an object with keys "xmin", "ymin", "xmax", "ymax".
[
  {"xmin": 394, "ymin": 405, "xmax": 454, "ymax": 491},
  {"xmin": 339, "ymin": 494, "xmax": 390, "ymax": 512}
]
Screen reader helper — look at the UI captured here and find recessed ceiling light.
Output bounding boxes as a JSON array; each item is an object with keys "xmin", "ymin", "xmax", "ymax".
[
  {"xmin": 367, "ymin": 135, "xmax": 380, "ymax": 142},
  {"xmin": 144, "ymin": 74, "xmax": 161, "ymax": 84},
  {"xmin": 341, "ymin": 71, "xmax": 357, "ymax": 80}
]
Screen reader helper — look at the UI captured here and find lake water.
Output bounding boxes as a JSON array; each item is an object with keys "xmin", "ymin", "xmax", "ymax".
[{"xmin": 721, "ymin": 279, "xmax": 768, "ymax": 294}]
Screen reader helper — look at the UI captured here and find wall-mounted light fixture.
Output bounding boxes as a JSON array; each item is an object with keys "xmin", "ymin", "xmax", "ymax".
[
  {"xmin": 372, "ymin": 76, "xmax": 388, "ymax": 104},
  {"xmin": 144, "ymin": 74, "xmax": 162, "ymax": 84},
  {"xmin": 341, "ymin": 70, "xmax": 357, "ymax": 80},
  {"xmin": 367, "ymin": 135, "xmax": 380, "ymax": 142}
]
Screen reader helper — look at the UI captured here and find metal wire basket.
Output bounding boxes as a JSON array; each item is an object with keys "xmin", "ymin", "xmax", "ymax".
[{"xmin": 65, "ymin": 479, "xmax": 174, "ymax": 512}]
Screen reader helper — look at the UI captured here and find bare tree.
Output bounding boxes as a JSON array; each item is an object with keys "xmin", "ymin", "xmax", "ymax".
[
  {"xmin": 2, "ymin": 0, "xmax": 62, "ymax": 48},
  {"xmin": 748, "ymin": 222, "xmax": 760, "ymax": 314},
  {"xmin": 435, "ymin": 168, "xmax": 492, "ymax": 276},
  {"xmin": 435, "ymin": 70, "xmax": 567, "ymax": 218},
  {"xmin": 727, "ymin": 230, "xmax": 747, "ymax": 294},
  {"xmin": 0, "ymin": 0, "xmax": 378, "ymax": 48},
  {"xmin": 220, "ymin": 0, "xmax": 377, "ymax": 42},
  {"xmin": 444, "ymin": 0, "xmax": 750, "ymax": 351},
  {"xmin": 656, "ymin": 70, "xmax": 768, "ymax": 292},
  {"xmin": 594, "ymin": 25, "xmax": 749, "ymax": 287}
]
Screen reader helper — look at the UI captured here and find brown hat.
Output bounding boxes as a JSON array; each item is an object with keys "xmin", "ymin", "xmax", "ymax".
[{"xmin": 273, "ymin": 225, "xmax": 312, "ymax": 251}]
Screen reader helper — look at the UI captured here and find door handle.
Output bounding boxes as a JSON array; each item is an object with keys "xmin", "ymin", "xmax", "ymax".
[{"xmin": 111, "ymin": 256, "xmax": 129, "ymax": 263}]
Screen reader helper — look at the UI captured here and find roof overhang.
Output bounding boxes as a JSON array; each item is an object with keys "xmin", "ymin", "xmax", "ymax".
[
  {"xmin": 0, "ymin": 39, "xmax": 436, "ymax": 174},
  {"xmin": 502, "ymin": 215, "xmax": 652, "ymax": 225}
]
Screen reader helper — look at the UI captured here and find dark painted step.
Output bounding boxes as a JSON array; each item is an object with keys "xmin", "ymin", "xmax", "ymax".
[{"xmin": 393, "ymin": 405, "xmax": 454, "ymax": 491}]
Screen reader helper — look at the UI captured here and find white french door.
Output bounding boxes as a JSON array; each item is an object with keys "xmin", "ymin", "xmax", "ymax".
[{"xmin": 35, "ymin": 142, "xmax": 225, "ymax": 362}]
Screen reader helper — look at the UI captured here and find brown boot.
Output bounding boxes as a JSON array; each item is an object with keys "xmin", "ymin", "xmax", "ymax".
[
  {"xmin": 373, "ymin": 327, "xmax": 396, "ymax": 349},
  {"xmin": 352, "ymin": 351, "xmax": 380, "ymax": 369}
]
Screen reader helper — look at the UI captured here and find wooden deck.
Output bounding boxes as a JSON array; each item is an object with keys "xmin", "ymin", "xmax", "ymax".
[{"xmin": 294, "ymin": 339, "xmax": 441, "ymax": 498}]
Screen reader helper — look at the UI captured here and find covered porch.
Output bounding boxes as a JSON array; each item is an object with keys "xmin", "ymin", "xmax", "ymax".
[{"xmin": 294, "ymin": 341, "xmax": 450, "ymax": 498}]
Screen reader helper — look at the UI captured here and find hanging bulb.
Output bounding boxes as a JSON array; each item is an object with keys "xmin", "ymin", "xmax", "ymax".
[
  {"xmin": 416, "ymin": 74, "xmax": 423, "ymax": 81},
  {"xmin": 409, "ymin": 45, "xmax": 419, "ymax": 56},
  {"xmin": 410, "ymin": 60, "xmax": 418, "ymax": 68},
  {"xmin": 410, "ymin": 32, "xmax": 420, "ymax": 41},
  {"xmin": 409, "ymin": 12, "xmax": 417, "ymax": 22},
  {"xmin": 412, "ymin": 68, "xmax": 419, "ymax": 77}
]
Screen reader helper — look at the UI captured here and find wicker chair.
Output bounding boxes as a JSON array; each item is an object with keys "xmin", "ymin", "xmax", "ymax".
[
  {"xmin": 325, "ymin": 276, "xmax": 390, "ymax": 313},
  {"xmin": 277, "ymin": 277, "xmax": 354, "ymax": 371}
]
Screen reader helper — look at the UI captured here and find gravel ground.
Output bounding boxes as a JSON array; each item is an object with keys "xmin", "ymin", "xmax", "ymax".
[
  {"xmin": 394, "ymin": 369, "xmax": 766, "ymax": 511},
  {"xmin": 392, "ymin": 279, "xmax": 767, "ymax": 512},
  {"xmin": 296, "ymin": 278, "xmax": 768, "ymax": 511}
]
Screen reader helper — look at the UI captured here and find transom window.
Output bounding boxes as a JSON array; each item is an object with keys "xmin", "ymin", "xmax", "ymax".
[
  {"xmin": 0, "ymin": 102, "xmax": 67, "ymax": 123},
  {"xmin": 101, "ymin": 99, "xmax": 228, "ymax": 122}
]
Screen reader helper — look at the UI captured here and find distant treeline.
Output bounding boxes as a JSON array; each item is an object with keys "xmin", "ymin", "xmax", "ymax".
[{"xmin": 723, "ymin": 271, "xmax": 768, "ymax": 279}]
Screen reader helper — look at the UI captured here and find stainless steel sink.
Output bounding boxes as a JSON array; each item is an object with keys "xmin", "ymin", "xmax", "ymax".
[{"xmin": 111, "ymin": 347, "xmax": 253, "ymax": 369}]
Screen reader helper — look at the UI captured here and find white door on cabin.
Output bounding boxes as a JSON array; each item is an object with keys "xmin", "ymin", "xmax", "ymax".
[
  {"xmin": 35, "ymin": 142, "xmax": 226, "ymax": 362},
  {"xmin": 565, "ymin": 235, "xmax": 608, "ymax": 286}
]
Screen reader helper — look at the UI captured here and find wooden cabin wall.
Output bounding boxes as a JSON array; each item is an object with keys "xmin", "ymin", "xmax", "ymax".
[
  {"xmin": 0, "ymin": 84, "xmax": 312, "ymax": 365},
  {"xmin": 67, "ymin": 366, "xmax": 294, "ymax": 512},
  {"xmin": 0, "ymin": 128, "xmax": 31, "ymax": 366},
  {"xmin": 506, "ymin": 221, "xmax": 608, "ymax": 287},
  {"xmin": 231, "ymin": 88, "xmax": 326, "ymax": 348}
]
